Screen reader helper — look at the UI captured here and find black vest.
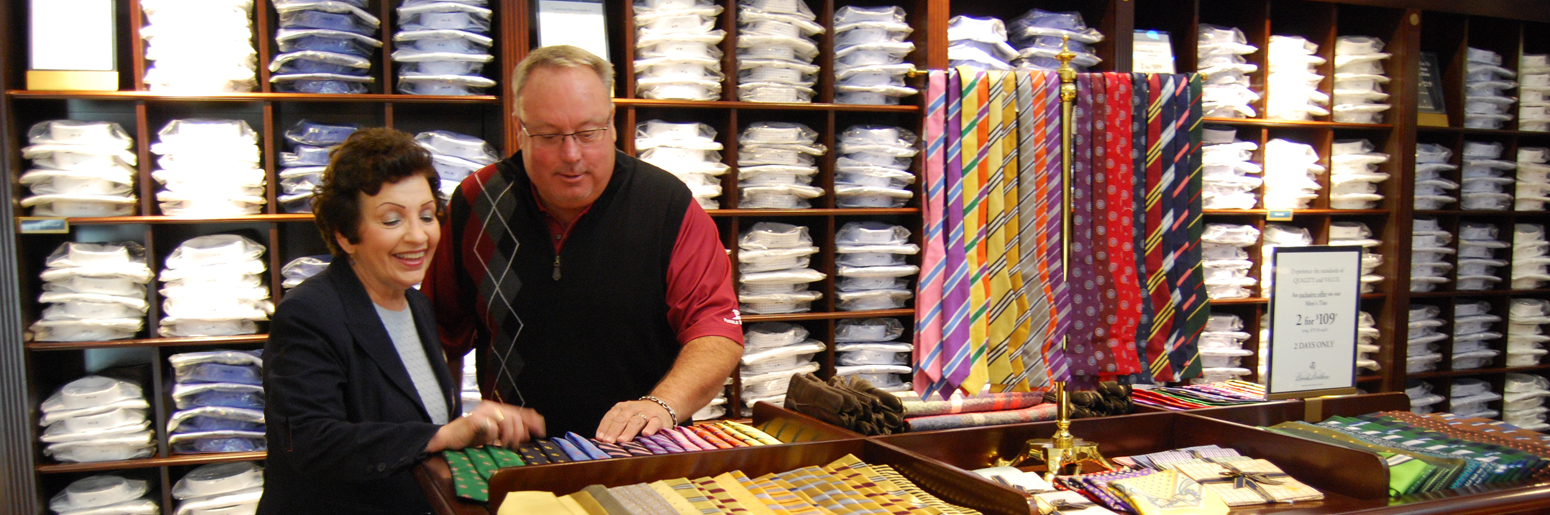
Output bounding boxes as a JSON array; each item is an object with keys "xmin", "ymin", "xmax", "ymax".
[{"xmin": 479, "ymin": 151, "xmax": 692, "ymax": 436}]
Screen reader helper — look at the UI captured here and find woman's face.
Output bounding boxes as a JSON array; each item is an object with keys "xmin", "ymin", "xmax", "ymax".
[{"xmin": 336, "ymin": 175, "xmax": 440, "ymax": 295}]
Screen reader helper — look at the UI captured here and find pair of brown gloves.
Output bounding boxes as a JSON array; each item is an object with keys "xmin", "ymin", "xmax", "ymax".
[
  {"xmin": 783, "ymin": 373, "xmax": 906, "ymax": 435},
  {"xmin": 1041, "ymin": 381, "xmax": 1134, "ymax": 419}
]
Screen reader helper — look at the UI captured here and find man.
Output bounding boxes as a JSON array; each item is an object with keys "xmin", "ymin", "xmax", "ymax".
[{"xmin": 421, "ymin": 45, "xmax": 743, "ymax": 444}]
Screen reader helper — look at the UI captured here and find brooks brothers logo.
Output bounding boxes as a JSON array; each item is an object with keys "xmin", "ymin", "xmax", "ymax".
[
  {"xmin": 1295, "ymin": 360, "xmax": 1329, "ymax": 382},
  {"xmin": 725, "ymin": 309, "xmax": 743, "ymax": 325}
]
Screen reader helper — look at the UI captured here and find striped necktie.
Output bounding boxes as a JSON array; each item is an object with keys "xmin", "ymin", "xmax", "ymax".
[
  {"xmin": 1103, "ymin": 72, "xmax": 1144, "ymax": 376},
  {"xmin": 914, "ymin": 71, "xmax": 949, "ymax": 396},
  {"xmin": 1014, "ymin": 70, "xmax": 1052, "ymax": 389},
  {"xmin": 1039, "ymin": 71, "xmax": 1071, "ymax": 384},
  {"xmin": 1127, "ymin": 73, "xmax": 1157, "ymax": 385},
  {"xmin": 1168, "ymin": 74, "xmax": 1207, "ymax": 380},
  {"xmin": 1144, "ymin": 74, "xmax": 1179, "ymax": 381},
  {"xmin": 961, "ymin": 68, "xmax": 992, "ymax": 396},
  {"xmin": 985, "ymin": 71, "xmax": 1031, "ymax": 392},
  {"xmin": 935, "ymin": 68, "xmax": 972, "ymax": 399}
]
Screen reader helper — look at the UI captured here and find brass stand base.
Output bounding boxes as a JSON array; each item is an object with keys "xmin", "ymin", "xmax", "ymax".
[{"xmin": 993, "ymin": 437, "xmax": 1115, "ymax": 482}]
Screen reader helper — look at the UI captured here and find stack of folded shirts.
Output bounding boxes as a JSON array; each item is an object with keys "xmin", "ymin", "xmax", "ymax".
[
  {"xmin": 1199, "ymin": 126, "xmax": 1261, "ymax": 210},
  {"xmin": 1328, "ymin": 221, "xmax": 1384, "ymax": 293},
  {"xmin": 1507, "ymin": 299, "xmax": 1550, "ymax": 368},
  {"xmin": 1514, "ymin": 224, "xmax": 1550, "ymax": 289},
  {"xmin": 280, "ymin": 255, "xmax": 329, "ymax": 291},
  {"xmin": 832, "ymin": 6, "xmax": 918, "ymax": 104},
  {"xmin": 1329, "ymin": 139, "xmax": 1390, "ymax": 209},
  {"xmin": 459, "ymin": 354, "xmax": 480, "ymax": 416},
  {"xmin": 736, "ymin": 0, "xmax": 823, "ymax": 103},
  {"xmin": 158, "ymin": 235, "xmax": 273, "ymax": 337},
  {"xmin": 834, "ymin": 222, "xmax": 918, "ymax": 311},
  {"xmin": 270, "ymin": 0, "xmax": 380, "ymax": 94},
  {"xmin": 1517, "ymin": 147, "xmax": 1550, "ymax": 210},
  {"xmin": 19, "ymin": 120, "xmax": 138, "ymax": 217},
  {"xmin": 1407, "ymin": 304, "xmax": 1446, "ymax": 374},
  {"xmin": 736, "ymin": 222, "xmax": 823, "ymax": 314},
  {"xmin": 151, "ymin": 119, "xmax": 265, "ymax": 216},
  {"xmin": 39, "ymin": 375, "xmax": 154, "ymax": 463},
  {"xmin": 1452, "ymin": 300, "xmax": 1502, "ymax": 370},
  {"xmin": 168, "ymin": 350, "xmax": 265, "ymax": 453},
  {"xmin": 173, "ymin": 462, "xmax": 263, "ymax": 514},
  {"xmin": 30, "ymin": 242, "xmax": 152, "ymax": 342},
  {"xmin": 1201, "ymin": 224, "xmax": 1258, "ymax": 299},
  {"xmin": 1266, "ymin": 35, "xmax": 1329, "ymax": 121},
  {"xmin": 1503, "ymin": 373, "xmax": 1550, "ymax": 430},
  {"xmin": 633, "ymin": 0, "xmax": 725, "ymax": 101},
  {"xmin": 835, "ymin": 125, "xmax": 917, "ymax": 207},
  {"xmin": 1358, "ymin": 311, "xmax": 1381, "ymax": 372},
  {"xmin": 1197, "ymin": 25, "xmax": 1259, "ymax": 118},
  {"xmin": 393, "ymin": 0, "xmax": 495, "ymax": 95},
  {"xmin": 1410, "ymin": 218, "xmax": 1454, "ymax": 292},
  {"xmin": 1197, "ymin": 314, "xmax": 1252, "ymax": 383},
  {"xmin": 49, "ymin": 475, "xmax": 159, "ymax": 515},
  {"xmin": 1261, "ymin": 139, "xmax": 1323, "ymax": 210},
  {"xmin": 417, "ymin": 130, "xmax": 498, "ymax": 198},
  {"xmin": 1450, "ymin": 378, "xmax": 1502, "ymax": 419},
  {"xmin": 278, "ymin": 119, "xmax": 357, "ymax": 213},
  {"xmin": 1007, "ymin": 9, "xmax": 1103, "ymax": 71},
  {"xmin": 1259, "ymin": 223, "xmax": 1311, "ymax": 297},
  {"xmin": 1461, "ymin": 141, "xmax": 1517, "ymax": 211},
  {"xmin": 1405, "ymin": 380, "xmax": 1446, "ymax": 414},
  {"xmin": 736, "ymin": 122, "xmax": 825, "ymax": 208},
  {"xmin": 1332, "ymin": 36, "xmax": 1391, "ymax": 123},
  {"xmin": 1414, "ymin": 143, "xmax": 1460, "ymax": 210},
  {"xmin": 946, "ymin": 15, "xmax": 1016, "ymax": 70},
  {"xmin": 692, "ymin": 381, "xmax": 729, "ymax": 421},
  {"xmin": 834, "ymin": 318, "xmax": 911, "ymax": 393},
  {"xmin": 140, "ymin": 0, "xmax": 257, "ymax": 92},
  {"xmin": 1522, "ymin": 54, "xmax": 1550, "ymax": 131},
  {"xmin": 1457, "ymin": 222, "xmax": 1508, "ymax": 290},
  {"xmin": 739, "ymin": 322, "xmax": 823, "ymax": 409},
  {"xmin": 636, "ymin": 120, "xmax": 728, "ymax": 209},
  {"xmin": 1465, "ymin": 47, "xmax": 1518, "ymax": 129}
]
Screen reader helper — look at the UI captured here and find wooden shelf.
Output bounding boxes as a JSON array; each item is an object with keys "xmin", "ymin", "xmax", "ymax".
[
  {"xmin": 26, "ymin": 214, "xmax": 317, "ymax": 226},
  {"xmin": 1414, "ymin": 210, "xmax": 1516, "ymax": 216},
  {"xmin": 708, "ymin": 208, "xmax": 920, "ymax": 217},
  {"xmin": 6, "ymin": 91, "xmax": 499, "ymax": 103},
  {"xmin": 1408, "ymin": 365, "xmax": 1550, "ymax": 379},
  {"xmin": 742, "ymin": 309, "xmax": 914, "ymax": 323},
  {"xmin": 26, "ymin": 335, "xmax": 267, "ymax": 351},
  {"xmin": 615, "ymin": 99, "xmax": 919, "ymax": 113},
  {"xmin": 1408, "ymin": 290, "xmax": 1516, "ymax": 298},
  {"xmin": 1202, "ymin": 209, "xmax": 1390, "ymax": 216},
  {"xmin": 1209, "ymin": 293, "xmax": 1386, "ymax": 306},
  {"xmin": 36, "ymin": 451, "xmax": 265, "ymax": 474},
  {"xmin": 1201, "ymin": 117, "xmax": 1394, "ymax": 130},
  {"xmin": 1416, "ymin": 125, "xmax": 1550, "ymax": 136}
]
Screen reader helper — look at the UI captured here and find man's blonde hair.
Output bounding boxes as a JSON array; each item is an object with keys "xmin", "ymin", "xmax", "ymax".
[{"xmin": 510, "ymin": 45, "xmax": 615, "ymax": 104}]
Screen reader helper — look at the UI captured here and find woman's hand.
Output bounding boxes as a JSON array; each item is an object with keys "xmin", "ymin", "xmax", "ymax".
[{"xmin": 424, "ymin": 402, "xmax": 546, "ymax": 452}]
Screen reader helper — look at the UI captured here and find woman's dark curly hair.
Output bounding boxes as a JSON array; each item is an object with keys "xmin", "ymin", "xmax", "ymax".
[{"xmin": 312, "ymin": 127, "xmax": 444, "ymax": 259}]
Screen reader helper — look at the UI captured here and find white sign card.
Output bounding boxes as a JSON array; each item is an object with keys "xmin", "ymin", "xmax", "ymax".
[
  {"xmin": 1132, "ymin": 30, "xmax": 1175, "ymax": 74},
  {"xmin": 31, "ymin": 0, "xmax": 116, "ymax": 71},
  {"xmin": 537, "ymin": 0, "xmax": 610, "ymax": 62},
  {"xmin": 1265, "ymin": 246, "xmax": 1362, "ymax": 400}
]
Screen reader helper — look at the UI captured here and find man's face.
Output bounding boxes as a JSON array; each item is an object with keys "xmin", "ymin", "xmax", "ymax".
[{"xmin": 517, "ymin": 66, "xmax": 616, "ymax": 220}]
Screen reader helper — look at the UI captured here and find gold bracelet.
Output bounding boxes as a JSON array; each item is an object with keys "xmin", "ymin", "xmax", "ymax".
[{"xmin": 639, "ymin": 395, "xmax": 678, "ymax": 426}]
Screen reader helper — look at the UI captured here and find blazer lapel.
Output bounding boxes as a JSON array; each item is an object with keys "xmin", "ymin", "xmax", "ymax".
[{"xmin": 326, "ymin": 260, "xmax": 431, "ymax": 422}]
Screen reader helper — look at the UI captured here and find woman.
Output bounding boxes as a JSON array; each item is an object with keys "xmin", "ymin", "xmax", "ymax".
[{"xmin": 259, "ymin": 128, "xmax": 543, "ymax": 514}]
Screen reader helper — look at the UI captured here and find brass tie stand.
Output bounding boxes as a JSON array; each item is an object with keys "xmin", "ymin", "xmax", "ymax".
[{"xmin": 991, "ymin": 37, "xmax": 1116, "ymax": 484}]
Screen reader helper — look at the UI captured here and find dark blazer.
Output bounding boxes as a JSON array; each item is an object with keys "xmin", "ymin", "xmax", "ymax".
[{"xmin": 257, "ymin": 259, "xmax": 457, "ymax": 515}]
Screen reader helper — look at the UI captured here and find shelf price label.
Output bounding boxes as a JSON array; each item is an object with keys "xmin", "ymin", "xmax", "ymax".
[
  {"xmin": 1265, "ymin": 245, "xmax": 1363, "ymax": 400},
  {"xmin": 17, "ymin": 217, "xmax": 68, "ymax": 234}
]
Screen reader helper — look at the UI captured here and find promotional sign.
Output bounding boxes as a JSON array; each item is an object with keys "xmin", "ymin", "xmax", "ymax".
[{"xmin": 1265, "ymin": 246, "xmax": 1363, "ymax": 400}]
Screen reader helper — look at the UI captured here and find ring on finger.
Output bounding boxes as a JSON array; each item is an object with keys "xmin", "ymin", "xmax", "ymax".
[
  {"xmin": 494, "ymin": 409, "xmax": 505, "ymax": 422},
  {"xmin": 635, "ymin": 413, "xmax": 649, "ymax": 423}
]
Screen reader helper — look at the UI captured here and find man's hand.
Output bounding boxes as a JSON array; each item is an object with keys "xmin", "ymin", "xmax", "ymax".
[{"xmin": 594, "ymin": 398, "xmax": 674, "ymax": 444}]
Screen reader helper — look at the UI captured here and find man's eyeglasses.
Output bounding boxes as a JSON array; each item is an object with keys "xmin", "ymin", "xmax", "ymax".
[{"xmin": 520, "ymin": 122, "xmax": 613, "ymax": 148}]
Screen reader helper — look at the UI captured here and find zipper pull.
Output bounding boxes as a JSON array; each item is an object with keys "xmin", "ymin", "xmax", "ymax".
[{"xmin": 552, "ymin": 255, "xmax": 561, "ymax": 281}]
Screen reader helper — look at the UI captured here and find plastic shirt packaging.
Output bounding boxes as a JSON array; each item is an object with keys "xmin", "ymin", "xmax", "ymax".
[
  {"xmin": 737, "ymin": 122, "xmax": 825, "ymax": 208},
  {"xmin": 1258, "ymin": 224, "xmax": 1312, "ymax": 297},
  {"xmin": 738, "ymin": 223, "xmax": 824, "ymax": 314},
  {"xmin": 31, "ymin": 242, "xmax": 153, "ymax": 342},
  {"xmin": 833, "ymin": 6, "xmax": 916, "ymax": 104},
  {"xmin": 1463, "ymin": 47, "xmax": 1518, "ymax": 129},
  {"xmin": 158, "ymin": 236, "xmax": 273, "ymax": 338},
  {"xmin": 20, "ymin": 120, "xmax": 140, "ymax": 218},
  {"xmin": 50, "ymin": 475, "xmax": 160, "ymax": 515},
  {"xmin": 836, "ymin": 125, "xmax": 917, "ymax": 206},
  {"xmin": 392, "ymin": 1, "xmax": 494, "ymax": 95},
  {"xmin": 1264, "ymin": 35, "xmax": 1329, "ymax": 121},
  {"xmin": 1202, "ymin": 224, "xmax": 1258, "ymax": 299},
  {"xmin": 735, "ymin": 0, "xmax": 822, "ymax": 103},
  {"xmin": 636, "ymin": 120, "xmax": 726, "ymax": 209},
  {"xmin": 411, "ymin": 130, "xmax": 496, "ymax": 197},
  {"xmin": 1199, "ymin": 127, "xmax": 1260, "ymax": 209},
  {"xmin": 1007, "ymin": 9, "xmax": 1102, "ymax": 71},
  {"xmin": 945, "ymin": 15, "xmax": 1016, "ymax": 70},
  {"xmin": 1261, "ymin": 139, "xmax": 1323, "ymax": 210},
  {"xmin": 1331, "ymin": 36, "xmax": 1391, "ymax": 123},
  {"xmin": 1199, "ymin": 25, "xmax": 1260, "ymax": 118},
  {"xmin": 1329, "ymin": 139, "xmax": 1390, "ymax": 209},
  {"xmin": 140, "ymin": 0, "xmax": 258, "ymax": 92},
  {"xmin": 172, "ymin": 462, "xmax": 263, "ymax": 515},
  {"xmin": 151, "ymin": 120, "xmax": 266, "ymax": 216},
  {"xmin": 279, "ymin": 120, "xmax": 357, "ymax": 213},
  {"xmin": 38, "ymin": 376, "xmax": 155, "ymax": 463},
  {"xmin": 167, "ymin": 351, "xmax": 266, "ymax": 455}
]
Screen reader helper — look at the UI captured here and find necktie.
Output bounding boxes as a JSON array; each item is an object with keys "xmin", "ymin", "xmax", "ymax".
[
  {"xmin": 1015, "ymin": 70, "xmax": 1053, "ymax": 390},
  {"xmin": 1144, "ymin": 74, "xmax": 1179, "ymax": 381},
  {"xmin": 486, "ymin": 445, "xmax": 527, "ymax": 468},
  {"xmin": 1040, "ymin": 70, "xmax": 1071, "ymax": 384},
  {"xmin": 936, "ymin": 68, "xmax": 972, "ymax": 399},
  {"xmin": 1104, "ymin": 72, "xmax": 1144, "ymax": 376},
  {"xmin": 563, "ymin": 432, "xmax": 609, "ymax": 460},
  {"xmin": 645, "ymin": 433, "xmax": 686, "ymax": 453},
  {"xmin": 985, "ymin": 70, "xmax": 1031, "ymax": 392},
  {"xmin": 1087, "ymin": 73, "xmax": 1121, "ymax": 377},
  {"xmin": 1168, "ymin": 74, "xmax": 1207, "ymax": 380},
  {"xmin": 913, "ymin": 71, "xmax": 949, "ymax": 397},
  {"xmin": 961, "ymin": 68, "xmax": 992, "ymax": 396},
  {"xmin": 443, "ymin": 450, "xmax": 489, "ymax": 502},
  {"xmin": 619, "ymin": 440, "xmax": 655, "ymax": 456},
  {"xmin": 1128, "ymin": 73, "xmax": 1158, "ymax": 385},
  {"xmin": 1066, "ymin": 73, "xmax": 1108, "ymax": 385},
  {"xmin": 593, "ymin": 440, "xmax": 632, "ymax": 459}
]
